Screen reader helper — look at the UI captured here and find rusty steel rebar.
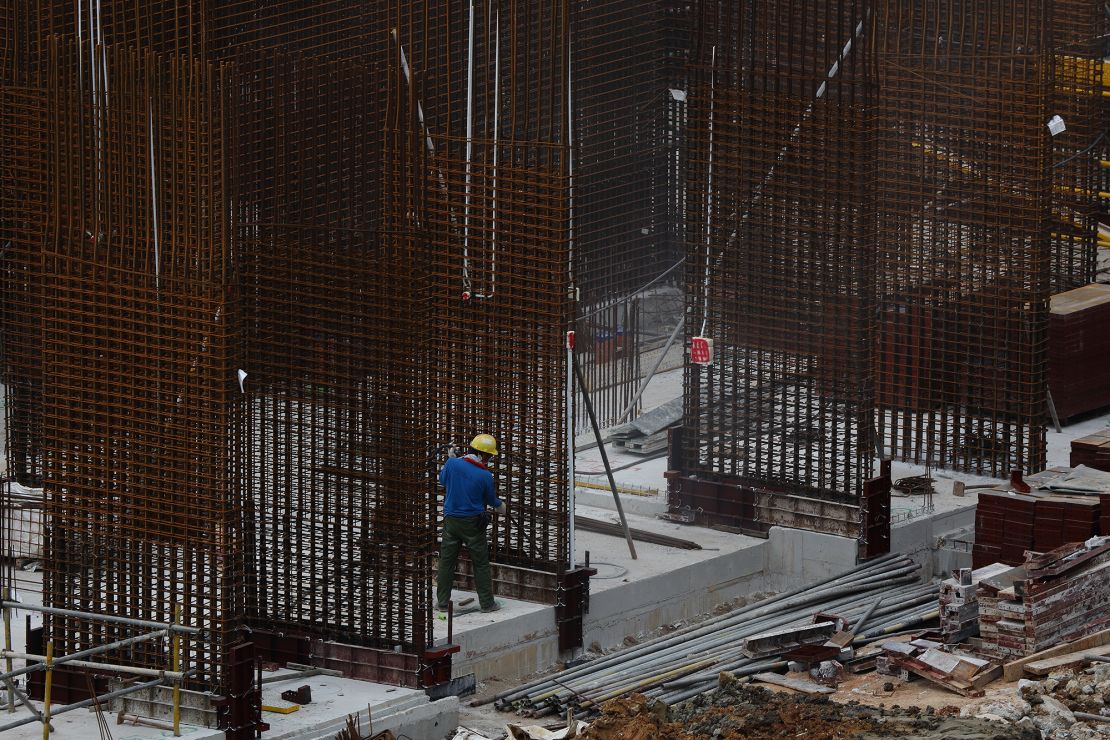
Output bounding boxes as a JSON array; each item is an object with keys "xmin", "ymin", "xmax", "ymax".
[
  {"xmin": 872, "ymin": 0, "xmax": 1053, "ymax": 477},
  {"xmin": 2, "ymin": 0, "xmax": 575, "ymax": 696},
  {"xmin": 679, "ymin": 0, "xmax": 878, "ymax": 502}
]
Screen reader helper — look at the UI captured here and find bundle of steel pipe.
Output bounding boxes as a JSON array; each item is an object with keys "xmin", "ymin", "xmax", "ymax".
[{"xmin": 492, "ymin": 554, "xmax": 938, "ymax": 717}]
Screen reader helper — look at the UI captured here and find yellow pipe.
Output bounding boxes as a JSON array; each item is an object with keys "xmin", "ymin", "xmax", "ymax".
[
  {"xmin": 173, "ymin": 606, "xmax": 182, "ymax": 737},
  {"xmin": 41, "ymin": 642, "xmax": 53, "ymax": 740},
  {"xmin": 574, "ymin": 480, "xmax": 659, "ymax": 497}
]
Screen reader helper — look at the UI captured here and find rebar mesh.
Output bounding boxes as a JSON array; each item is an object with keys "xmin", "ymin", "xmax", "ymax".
[
  {"xmin": 679, "ymin": 0, "xmax": 877, "ymax": 499},
  {"xmin": 0, "ymin": 81, "xmax": 46, "ymax": 487},
  {"xmin": 873, "ymin": 0, "xmax": 1052, "ymax": 476},
  {"xmin": 1047, "ymin": 0, "xmax": 1106, "ymax": 291},
  {"xmin": 2, "ymin": 0, "xmax": 574, "ymax": 692},
  {"xmin": 417, "ymin": 0, "xmax": 572, "ymax": 572},
  {"xmin": 571, "ymin": 0, "xmax": 686, "ymax": 429},
  {"xmin": 39, "ymin": 39, "xmax": 242, "ymax": 689}
]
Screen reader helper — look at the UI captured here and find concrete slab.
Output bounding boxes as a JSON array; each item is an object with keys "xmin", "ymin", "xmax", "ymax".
[{"xmin": 0, "ymin": 668, "xmax": 457, "ymax": 740}]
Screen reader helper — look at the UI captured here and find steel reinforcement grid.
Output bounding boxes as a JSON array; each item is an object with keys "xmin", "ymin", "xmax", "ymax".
[
  {"xmin": 1047, "ymin": 0, "xmax": 1106, "ymax": 291},
  {"xmin": 418, "ymin": 0, "xmax": 572, "ymax": 573},
  {"xmin": 679, "ymin": 0, "xmax": 877, "ymax": 503},
  {"xmin": 1, "ymin": 0, "xmax": 574, "ymax": 692},
  {"xmin": 570, "ymin": 0, "xmax": 684, "ymax": 430},
  {"xmin": 39, "ymin": 39, "xmax": 243, "ymax": 690},
  {"xmin": 873, "ymin": 0, "xmax": 1052, "ymax": 477}
]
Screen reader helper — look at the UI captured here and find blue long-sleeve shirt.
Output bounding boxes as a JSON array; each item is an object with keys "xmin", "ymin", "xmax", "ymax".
[{"xmin": 439, "ymin": 456, "xmax": 503, "ymax": 517}]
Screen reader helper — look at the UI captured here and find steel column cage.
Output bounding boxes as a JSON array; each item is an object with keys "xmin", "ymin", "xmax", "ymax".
[
  {"xmin": 1046, "ymin": 0, "xmax": 1107, "ymax": 291},
  {"xmin": 2, "ymin": 0, "xmax": 574, "ymax": 694},
  {"xmin": 571, "ymin": 0, "xmax": 688, "ymax": 431},
  {"xmin": 873, "ymin": 0, "xmax": 1052, "ymax": 477},
  {"xmin": 38, "ymin": 39, "xmax": 241, "ymax": 691},
  {"xmin": 416, "ymin": 0, "xmax": 572, "ymax": 573},
  {"xmin": 680, "ymin": 0, "xmax": 877, "ymax": 501}
]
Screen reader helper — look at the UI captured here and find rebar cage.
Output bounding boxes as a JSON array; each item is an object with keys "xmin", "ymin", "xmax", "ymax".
[{"xmin": 1, "ymin": 0, "xmax": 573, "ymax": 693}]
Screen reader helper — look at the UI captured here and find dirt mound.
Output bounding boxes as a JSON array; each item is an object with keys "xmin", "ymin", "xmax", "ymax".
[{"xmin": 581, "ymin": 683, "xmax": 1039, "ymax": 740}]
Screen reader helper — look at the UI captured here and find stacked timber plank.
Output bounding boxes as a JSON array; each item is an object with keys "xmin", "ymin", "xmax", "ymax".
[
  {"xmin": 938, "ymin": 564, "xmax": 1012, "ymax": 643},
  {"xmin": 978, "ymin": 538, "xmax": 1110, "ymax": 660},
  {"xmin": 974, "ymin": 467, "xmax": 1109, "ymax": 568},
  {"xmin": 1033, "ymin": 496, "xmax": 1100, "ymax": 552},
  {"xmin": 973, "ymin": 491, "xmax": 1036, "ymax": 567},
  {"xmin": 1072, "ymin": 430, "xmax": 1110, "ymax": 473},
  {"xmin": 1049, "ymin": 284, "xmax": 1110, "ymax": 420}
]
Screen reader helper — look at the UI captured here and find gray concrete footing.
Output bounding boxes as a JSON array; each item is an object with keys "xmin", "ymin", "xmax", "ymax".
[{"xmin": 448, "ymin": 502, "xmax": 977, "ymax": 687}]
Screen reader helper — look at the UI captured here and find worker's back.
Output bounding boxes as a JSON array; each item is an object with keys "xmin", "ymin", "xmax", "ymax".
[{"xmin": 439, "ymin": 456, "xmax": 499, "ymax": 517}]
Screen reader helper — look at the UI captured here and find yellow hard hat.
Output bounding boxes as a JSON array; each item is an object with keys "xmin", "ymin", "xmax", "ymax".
[{"xmin": 469, "ymin": 434, "xmax": 499, "ymax": 456}]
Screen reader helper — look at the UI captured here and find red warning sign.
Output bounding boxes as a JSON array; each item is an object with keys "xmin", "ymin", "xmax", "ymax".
[{"xmin": 690, "ymin": 336, "xmax": 713, "ymax": 365}]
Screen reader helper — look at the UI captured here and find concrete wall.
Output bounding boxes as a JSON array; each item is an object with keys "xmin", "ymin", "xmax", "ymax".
[
  {"xmin": 452, "ymin": 506, "xmax": 974, "ymax": 685},
  {"xmin": 890, "ymin": 504, "xmax": 976, "ymax": 579},
  {"xmin": 762, "ymin": 526, "xmax": 858, "ymax": 592}
]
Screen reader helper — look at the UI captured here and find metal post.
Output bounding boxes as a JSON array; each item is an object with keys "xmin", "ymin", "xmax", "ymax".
[
  {"xmin": 41, "ymin": 642, "xmax": 53, "ymax": 740},
  {"xmin": 567, "ymin": 332, "xmax": 576, "ymax": 570},
  {"xmin": 573, "ymin": 353, "xmax": 637, "ymax": 560},
  {"xmin": 0, "ymin": 602, "xmax": 199, "ymax": 635},
  {"xmin": 172, "ymin": 605, "xmax": 181, "ymax": 736},
  {"xmin": 617, "ymin": 317, "xmax": 684, "ymax": 423},
  {"xmin": 2, "ymin": 589, "xmax": 13, "ymax": 713}
]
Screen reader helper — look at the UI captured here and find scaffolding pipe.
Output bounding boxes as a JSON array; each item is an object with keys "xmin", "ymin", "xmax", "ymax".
[
  {"xmin": 0, "ymin": 652, "xmax": 188, "ymax": 680},
  {"xmin": 572, "ymin": 354, "xmax": 636, "ymax": 559},
  {"xmin": 1, "ymin": 602, "xmax": 199, "ymax": 635},
  {"xmin": 0, "ymin": 676, "xmax": 169, "ymax": 735},
  {"xmin": 0, "ymin": 629, "xmax": 169, "ymax": 683}
]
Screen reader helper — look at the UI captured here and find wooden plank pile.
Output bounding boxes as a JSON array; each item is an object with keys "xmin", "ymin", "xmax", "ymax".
[
  {"xmin": 973, "ymin": 491, "xmax": 1037, "ymax": 567},
  {"xmin": 978, "ymin": 538, "xmax": 1110, "ymax": 660},
  {"xmin": 1071, "ymin": 430, "xmax": 1110, "ymax": 473},
  {"xmin": 877, "ymin": 640, "xmax": 999, "ymax": 697},
  {"xmin": 938, "ymin": 564, "xmax": 1012, "ymax": 643},
  {"xmin": 1049, "ymin": 283, "xmax": 1110, "ymax": 420}
]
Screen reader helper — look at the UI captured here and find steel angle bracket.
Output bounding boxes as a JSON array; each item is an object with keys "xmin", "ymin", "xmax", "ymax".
[{"xmin": 419, "ymin": 642, "xmax": 460, "ymax": 689}]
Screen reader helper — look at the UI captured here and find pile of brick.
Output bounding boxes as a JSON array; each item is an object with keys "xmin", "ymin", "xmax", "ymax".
[
  {"xmin": 1071, "ymin": 430, "xmax": 1110, "ymax": 473},
  {"xmin": 978, "ymin": 537, "xmax": 1110, "ymax": 660},
  {"xmin": 1104, "ymin": 493, "xmax": 1110, "ymax": 537},
  {"xmin": 938, "ymin": 564, "xmax": 1012, "ymax": 643}
]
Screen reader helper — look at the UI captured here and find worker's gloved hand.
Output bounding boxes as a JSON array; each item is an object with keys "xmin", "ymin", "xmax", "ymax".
[
  {"xmin": 495, "ymin": 502, "xmax": 507, "ymax": 515},
  {"xmin": 447, "ymin": 444, "xmax": 460, "ymax": 459}
]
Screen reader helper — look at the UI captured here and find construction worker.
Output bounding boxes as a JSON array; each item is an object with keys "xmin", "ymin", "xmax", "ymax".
[{"xmin": 436, "ymin": 433, "xmax": 506, "ymax": 613}]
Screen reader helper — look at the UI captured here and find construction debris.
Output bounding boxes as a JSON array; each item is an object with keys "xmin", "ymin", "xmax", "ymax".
[
  {"xmin": 577, "ymin": 684, "xmax": 1038, "ymax": 740},
  {"xmin": 878, "ymin": 642, "xmax": 999, "ymax": 697},
  {"xmin": 979, "ymin": 537, "xmax": 1110, "ymax": 659},
  {"xmin": 493, "ymin": 555, "xmax": 939, "ymax": 717}
]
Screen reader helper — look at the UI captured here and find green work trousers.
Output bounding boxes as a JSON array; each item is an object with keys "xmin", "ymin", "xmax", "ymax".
[{"xmin": 436, "ymin": 515, "xmax": 494, "ymax": 610}]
